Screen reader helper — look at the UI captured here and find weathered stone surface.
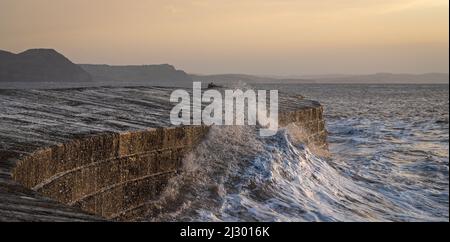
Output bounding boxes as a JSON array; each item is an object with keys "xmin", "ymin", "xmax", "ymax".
[
  {"xmin": 0, "ymin": 87, "xmax": 327, "ymax": 221},
  {"xmin": 14, "ymin": 126, "xmax": 209, "ymax": 219}
]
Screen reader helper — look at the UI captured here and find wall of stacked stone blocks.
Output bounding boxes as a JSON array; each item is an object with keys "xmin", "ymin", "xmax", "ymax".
[{"xmin": 12, "ymin": 106, "xmax": 327, "ymax": 220}]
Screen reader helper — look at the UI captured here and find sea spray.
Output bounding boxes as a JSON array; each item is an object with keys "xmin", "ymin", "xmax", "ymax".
[
  {"xmin": 146, "ymin": 84, "xmax": 448, "ymax": 222},
  {"xmin": 145, "ymin": 122, "xmax": 334, "ymax": 221},
  {"xmin": 170, "ymin": 82, "xmax": 278, "ymax": 136}
]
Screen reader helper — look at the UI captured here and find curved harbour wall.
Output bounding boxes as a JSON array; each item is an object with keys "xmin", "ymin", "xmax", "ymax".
[
  {"xmin": 12, "ymin": 126, "xmax": 209, "ymax": 220},
  {"xmin": 0, "ymin": 87, "xmax": 326, "ymax": 221},
  {"xmin": 11, "ymin": 106, "xmax": 327, "ymax": 220}
]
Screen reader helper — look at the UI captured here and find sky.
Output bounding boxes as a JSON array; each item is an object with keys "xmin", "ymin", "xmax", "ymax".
[{"xmin": 0, "ymin": 0, "xmax": 448, "ymax": 75}]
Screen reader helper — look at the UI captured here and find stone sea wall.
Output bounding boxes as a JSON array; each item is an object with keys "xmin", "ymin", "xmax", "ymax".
[
  {"xmin": 12, "ymin": 126, "xmax": 209, "ymax": 220},
  {"xmin": 279, "ymin": 105, "xmax": 328, "ymax": 150},
  {"xmin": 11, "ymin": 106, "xmax": 326, "ymax": 220},
  {"xmin": 0, "ymin": 87, "xmax": 326, "ymax": 221}
]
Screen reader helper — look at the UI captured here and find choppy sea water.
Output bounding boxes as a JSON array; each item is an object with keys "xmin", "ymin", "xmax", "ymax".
[{"xmin": 147, "ymin": 84, "xmax": 448, "ymax": 222}]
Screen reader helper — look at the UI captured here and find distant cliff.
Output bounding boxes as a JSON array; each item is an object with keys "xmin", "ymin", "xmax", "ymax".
[
  {"xmin": 0, "ymin": 49, "xmax": 92, "ymax": 82},
  {"xmin": 80, "ymin": 64, "xmax": 192, "ymax": 83},
  {"xmin": 191, "ymin": 73, "xmax": 449, "ymax": 84},
  {"xmin": 309, "ymin": 73, "xmax": 449, "ymax": 84},
  {"xmin": 190, "ymin": 73, "xmax": 314, "ymax": 85}
]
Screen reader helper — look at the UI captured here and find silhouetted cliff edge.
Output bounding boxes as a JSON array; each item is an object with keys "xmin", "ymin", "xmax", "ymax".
[
  {"xmin": 0, "ymin": 49, "xmax": 92, "ymax": 82},
  {"xmin": 80, "ymin": 64, "xmax": 192, "ymax": 83}
]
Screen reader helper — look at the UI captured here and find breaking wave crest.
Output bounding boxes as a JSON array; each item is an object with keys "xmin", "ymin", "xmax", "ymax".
[
  {"xmin": 141, "ymin": 122, "xmax": 442, "ymax": 222},
  {"xmin": 139, "ymin": 83, "xmax": 450, "ymax": 222}
]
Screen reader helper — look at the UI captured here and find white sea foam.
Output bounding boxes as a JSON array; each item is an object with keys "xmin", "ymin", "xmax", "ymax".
[{"xmin": 146, "ymin": 84, "xmax": 448, "ymax": 222}]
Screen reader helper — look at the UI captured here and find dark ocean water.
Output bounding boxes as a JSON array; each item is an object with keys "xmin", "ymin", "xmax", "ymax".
[
  {"xmin": 4, "ymin": 82, "xmax": 446, "ymax": 221},
  {"xmin": 147, "ymin": 84, "xmax": 448, "ymax": 222}
]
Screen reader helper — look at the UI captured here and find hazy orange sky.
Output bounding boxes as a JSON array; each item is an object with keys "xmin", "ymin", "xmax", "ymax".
[{"xmin": 0, "ymin": 0, "xmax": 448, "ymax": 75}]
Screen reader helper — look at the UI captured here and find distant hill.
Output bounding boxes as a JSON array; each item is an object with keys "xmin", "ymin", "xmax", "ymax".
[
  {"xmin": 192, "ymin": 73, "xmax": 449, "ymax": 84},
  {"xmin": 190, "ymin": 74, "xmax": 313, "ymax": 84},
  {"xmin": 80, "ymin": 64, "xmax": 192, "ymax": 83},
  {"xmin": 0, "ymin": 49, "xmax": 92, "ymax": 82},
  {"xmin": 309, "ymin": 73, "xmax": 449, "ymax": 84},
  {"xmin": 2, "ymin": 48, "xmax": 446, "ymax": 85}
]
